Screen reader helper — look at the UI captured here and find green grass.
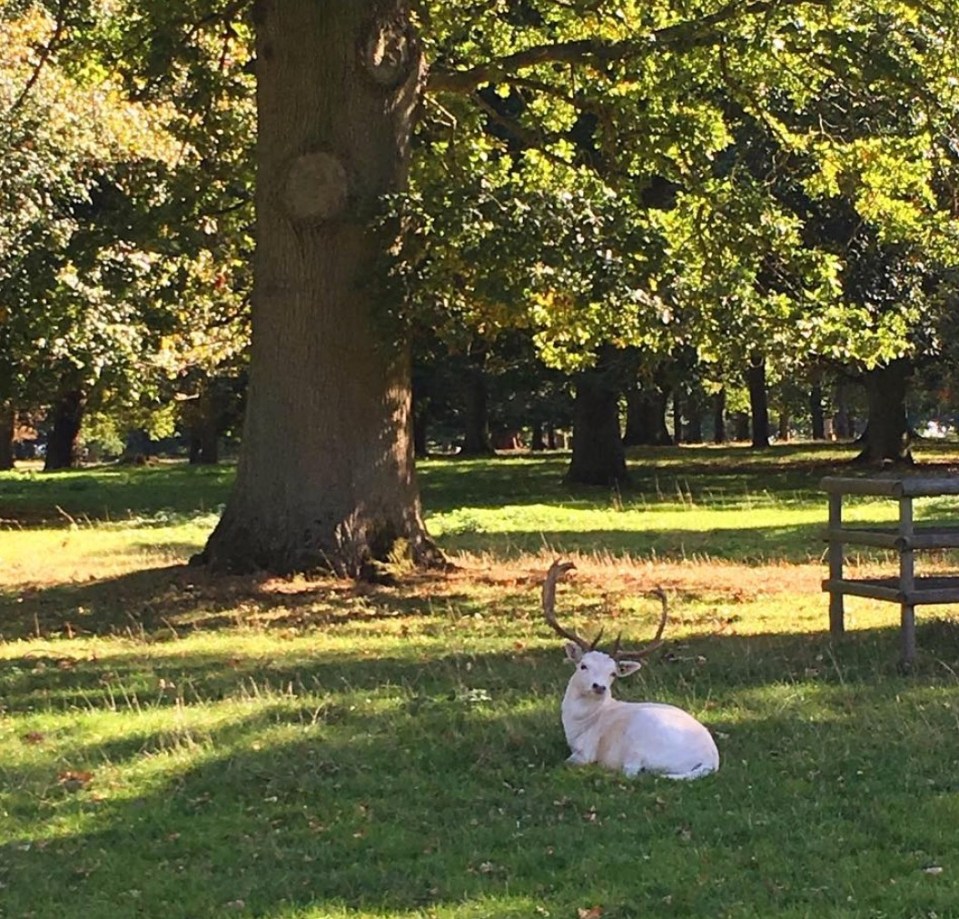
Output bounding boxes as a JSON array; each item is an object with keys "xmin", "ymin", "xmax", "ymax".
[{"xmin": 2, "ymin": 443, "xmax": 959, "ymax": 918}]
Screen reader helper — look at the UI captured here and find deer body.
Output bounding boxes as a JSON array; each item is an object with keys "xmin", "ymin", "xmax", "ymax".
[
  {"xmin": 542, "ymin": 561, "xmax": 719, "ymax": 781},
  {"xmin": 561, "ymin": 648, "xmax": 719, "ymax": 780}
]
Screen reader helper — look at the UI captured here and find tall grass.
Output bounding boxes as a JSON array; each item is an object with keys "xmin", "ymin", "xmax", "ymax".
[{"xmin": 2, "ymin": 443, "xmax": 959, "ymax": 918}]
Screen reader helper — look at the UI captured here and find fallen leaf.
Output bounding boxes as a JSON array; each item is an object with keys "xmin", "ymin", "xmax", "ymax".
[
  {"xmin": 577, "ymin": 906, "xmax": 603, "ymax": 919},
  {"xmin": 22, "ymin": 732, "xmax": 45, "ymax": 745},
  {"xmin": 58, "ymin": 770, "xmax": 94, "ymax": 791}
]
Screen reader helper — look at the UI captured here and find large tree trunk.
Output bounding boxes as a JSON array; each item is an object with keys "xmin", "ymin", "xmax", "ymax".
[
  {"xmin": 44, "ymin": 388, "xmax": 86, "ymax": 471},
  {"xmin": 197, "ymin": 0, "xmax": 436, "ymax": 576},
  {"xmin": 854, "ymin": 360, "xmax": 913, "ymax": 465},
  {"xmin": 746, "ymin": 354, "xmax": 770, "ymax": 448},
  {"xmin": 567, "ymin": 352, "xmax": 628, "ymax": 486},
  {"xmin": 0, "ymin": 403, "xmax": 14, "ymax": 471}
]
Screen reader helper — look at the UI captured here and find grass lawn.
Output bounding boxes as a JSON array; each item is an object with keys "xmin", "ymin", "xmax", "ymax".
[{"xmin": 2, "ymin": 443, "xmax": 959, "ymax": 918}]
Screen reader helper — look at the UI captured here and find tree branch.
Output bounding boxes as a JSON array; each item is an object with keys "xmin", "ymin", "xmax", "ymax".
[
  {"xmin": 471, "ymin": 91, "xmax": 575, "ymax": 172},
  {"xmin": 427, "ymin": 0, "xmax": 829, "ymax": 94},
  {"xmin": 8, "ymin": 0, "xmax": 69, "ymax": 116}
]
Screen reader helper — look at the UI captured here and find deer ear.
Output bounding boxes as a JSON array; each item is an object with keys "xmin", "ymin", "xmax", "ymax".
[
  {"xmin": 617, "ymin": 660, "xmax": 643, "ymax": 677},
  {"xmin": 565, "ymin": 642, "xmax": 584, "ymax": 663}
]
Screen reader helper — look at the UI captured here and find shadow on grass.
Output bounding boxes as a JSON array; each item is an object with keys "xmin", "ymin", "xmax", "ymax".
[
  {"xmin": 4, "ymin": 614, "xmax": 959, "ymax": 716},
  {"xmin": 421, "ymin": 446, "xmax": 862, "ymax": 515},
  {"xmin": 436, "ymin": 522, "xmax": 837, "ymax": 563},
  {"xmin": 0, "ymin": 463, "xmax": 233, "ymax": 527},
  {"xmin": 3, "ymin": 632, "xmax": 959, "ymax": 918},
  {"xmin": 0, "ymin": 443, "xmax": 910, "ymax": 528},
  {"xmin": 0, "ymin": 564, "xmax": 483, "ymax": 642}
]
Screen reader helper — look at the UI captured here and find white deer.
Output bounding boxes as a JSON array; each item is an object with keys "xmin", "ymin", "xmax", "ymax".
[{"xmin": 543, "ymin": 561, "xmax": 719, "ymax": 781}]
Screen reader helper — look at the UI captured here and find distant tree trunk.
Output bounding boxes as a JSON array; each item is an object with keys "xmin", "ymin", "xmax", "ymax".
[
  {"xmin": 196, "ymin": 388, "xmax": 221, "ymax": 464},
  {"xmin": 44, "ymin": 388, "xmax": 86, "ymax": 471},
  {"xmin": 746, "ymin": 355, "xmax": 770, "ymax": 448},
  {"xmin": 181, "ymin": 385, "xmax": 221, "ymax": 465},
  {"xmin": 124, "ymin": 428, "xmax": 152, "ymax": 460},
  {"xmin": 0, "ymin": 403, "xmax": 14, "ymax": 470},
  {"xmin": 834, "ymin": 381, "xmax": 852, "ymax": 439},
  {"xmin": 809, "ymin": 379, "xmax": 825, "ymax": 440},
  {"xmin": 713, "ymin": 388, "xmax": 726, "ymax": 443},
  {"xmin": 567, "ymin": 353, "xmax": 628, "ymax": 486},
  {"xmin": 530, "ymin": 422, "xmax": 545, "ymax": 451},
  {"xmin": 672, "ymin": 388, "xmax": 682, "ymax": 445},
  {"xmin": 623, "ymin": 386, "xmax": 672, "ymax": 446},
  {"xmin": 854, "ymin": 360, "xmax": 913, "ymax": 465},
  {"xmin": 459, "ymin": 352, "xmax": 493, "ymax": 456},
  {"xmin": 412, "ymin": 409, "xmax": 428, "ymax": 459},
  {"xmin": 778, "ymin": 412, "xmax": 790, "ymax": 441},
  {"xmin": 732, "ymin": 411, "xmax": 750, "ymax": 441},
  {"xmin": 197, "ymin": 0, "xmax": 437, "ymax": 576},
  {"xmin": 411, "ymin": 375, "xmax": 429, "ymax": 459},
  {"xmin": 685, "ymin": 386, "xmax": 705, "ymax": 444},
  {"xmin": 546, "ymin": 423, "xmax": 557, "ymax": 450},
  {"xmin": 189, "ymin": 415, "xmax": 219, "ymax": 465}
]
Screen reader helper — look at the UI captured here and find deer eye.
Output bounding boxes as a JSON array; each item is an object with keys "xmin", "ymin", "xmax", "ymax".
[
  {"xmin": 610, "ymin": 672, "xmax": 617, "ymax": 679},
  {"xmin": 579, "ymin": 664, "xmax": 587, "ymax": 671}
]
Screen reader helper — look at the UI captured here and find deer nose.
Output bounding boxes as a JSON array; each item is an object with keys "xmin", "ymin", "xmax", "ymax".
[{"xmin": 591, "ymin": 683, "xmax": 606, "ymax": 695}]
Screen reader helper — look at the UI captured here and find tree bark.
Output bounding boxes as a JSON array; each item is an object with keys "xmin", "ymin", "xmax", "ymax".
[
  {"xmin": 567, "ymin": 352, "xmax": 628, "ymax": 486},
  {"xmin": 197, "ymin": 0, "xmax": 436, "ymax": 576},
  {"xmin": 0, "ymin": 403, "xmax": 14, "ymax": 470},
  {"xmin": 44, "ymin": 388, "xmax": 86, "ymax": 471},
  {"xmin": 854, "ymin": 360, "xmax": 913, "ymax": 465},
  {"xmin": 746, "ymin": 355, "xmax": 770, "ymax": 448}
]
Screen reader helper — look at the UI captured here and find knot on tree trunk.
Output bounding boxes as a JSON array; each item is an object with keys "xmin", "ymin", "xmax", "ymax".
[
  {"xmin": 283, "ymin": 151, "xmax": 349, "ymax": 223},
  {"xmin": 358, "ymin": 10, "xmax": 418, "ymax": 88}
]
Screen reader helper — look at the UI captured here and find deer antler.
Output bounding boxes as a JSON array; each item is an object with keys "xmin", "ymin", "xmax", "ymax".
[
  {"xmin": 611, "ymin": 586, "xmax": 669, "ymax": 661},
  {"xmin": 542, "ymin": 560, "xmax": 603, "ymax": 651}
]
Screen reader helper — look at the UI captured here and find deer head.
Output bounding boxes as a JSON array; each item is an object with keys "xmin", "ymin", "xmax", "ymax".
[{"xmin": 542, "ymin": 560, "xmax": 668, "ymax": 700}]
